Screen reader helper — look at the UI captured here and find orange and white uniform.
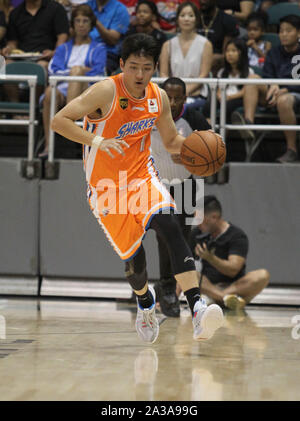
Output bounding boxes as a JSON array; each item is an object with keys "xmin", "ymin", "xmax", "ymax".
[{"xmin": 83, "ymin": 73, "xmax": 176, "ymax": 261}]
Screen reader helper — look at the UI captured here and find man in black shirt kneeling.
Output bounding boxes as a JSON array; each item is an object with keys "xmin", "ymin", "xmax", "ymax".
[{"xmin": 189, "ymin": 195, "xmax": 270, "ymax": 310}]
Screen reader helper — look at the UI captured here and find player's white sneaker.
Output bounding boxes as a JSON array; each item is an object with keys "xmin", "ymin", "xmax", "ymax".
[
  {"xmin": 136, "ymin": 286, "xmax": 159, "ymax": 344},
  {"xmin": 192, "ymin": 298, "xmax": 224, "ymax": 341}
]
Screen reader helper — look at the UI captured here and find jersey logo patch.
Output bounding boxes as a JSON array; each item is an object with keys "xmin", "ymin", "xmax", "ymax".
[
  {"xmin": 148, "ymin": 98, "xmax": 158, "ymax": 113},
  {"xmin": 119, "ymin": 97, "xmax": 129, "ymax": 110}
]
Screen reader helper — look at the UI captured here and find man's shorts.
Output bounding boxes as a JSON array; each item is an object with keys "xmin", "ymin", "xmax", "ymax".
[{"xmin": 87, "ymin": 175, "xmax": 176, "ymax": 261}]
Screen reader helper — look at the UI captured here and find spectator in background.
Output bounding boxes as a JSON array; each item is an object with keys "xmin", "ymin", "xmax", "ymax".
[
  {"xmin": 203, "ymin": 38, "xmax": 255, "ymax": 125},
  {"xmin": 159, "ymin": 2, "xmax": 213, "ymax": 110},
  {"xmin": 3, "ymin": 0, "xmax": 69, "ymax": 71},
  {"xmin": 232, "ymin": 15, "xmax": 300, "ymax": 163},
  {"xmin": 0, "ymin": 0, "xmax": 14, "ymax": 22},
  {"xmin": 55, "ymin": 0, "xmax": 87, "ymax": 21},
  {"xmin": 151, "ymin": 77, "xmax": 211, "ymax": 317},
  {"xmin": 198, "ymin": 0, "xmax": 240, "ymax": 75},
  {"xmin": 118, "ymin": 0, "xmax": 138, "ymax": 22},
  {"xmin": 244, "ymin": 11, "xmax": 271, "ymax": 68},
  {"xmin": 126, "ymin": 0, "xmax": 167, "ymax": 54},
  {"xmin": 87, "ymin": 0, "xmax": 130, "ymax": 75},
  {"xmin": 2, "ymin": 0, "xmax": 69, "ymax": 107},
  {"xmin": 0, "ymin": 10, "xmax": 6, "ymax": 49},
  {"xmin": 39, "ymin": 3, "xmax": 106, "ymax": 157},
  {"xmin": 217, "ymin": 0, "xmax": 255, "ymax": 25},
  {"xmin": 260, "ymin": 1, "xmax": 300, "ymax": 13},
  {"xmin": 189, "ymin": 195, "xmax": 270, "ymax": 310}
]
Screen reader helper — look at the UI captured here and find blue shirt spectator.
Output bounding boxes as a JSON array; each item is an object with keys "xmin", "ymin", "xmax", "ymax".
[
  {"xmin": 48, "ymin": 38, "xmax": 106, "ymax": 77},
  {"xmin": 87, "ymin": 0, "xmax": 130, "ymax": 74}
]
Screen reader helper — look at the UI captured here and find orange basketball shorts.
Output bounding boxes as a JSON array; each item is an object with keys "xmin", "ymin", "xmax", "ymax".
[{"xmin": 87, "ymin": 175, "xmax": 176, "ymax": 261}]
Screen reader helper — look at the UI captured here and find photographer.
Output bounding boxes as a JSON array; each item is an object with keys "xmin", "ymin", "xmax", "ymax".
[{"xmin": 189, "ymin": 195, "xmax": 270, "ymax": 310}]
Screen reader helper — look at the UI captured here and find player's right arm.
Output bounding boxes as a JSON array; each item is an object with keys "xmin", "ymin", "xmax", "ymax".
[{"xmin": 51, "ymin": 79, "xmax": 129, "ymax": 158}]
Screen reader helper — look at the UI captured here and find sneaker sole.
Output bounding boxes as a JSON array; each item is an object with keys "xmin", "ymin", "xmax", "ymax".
[{"xmin": 193, "ymin": 304, "xmax": 224, "ymax": 341}]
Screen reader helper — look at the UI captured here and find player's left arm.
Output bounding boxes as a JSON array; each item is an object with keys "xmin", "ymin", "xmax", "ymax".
[{"xmin": 156, "ymin": 88, "xmax": 185, "ymax": 154}]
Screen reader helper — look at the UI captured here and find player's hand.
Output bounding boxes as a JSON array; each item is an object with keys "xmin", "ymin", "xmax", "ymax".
[
  {"xmin": 99, "ymin": 138, "xmax": 130, "ymax": 158},
  {"xmin": 171, "ymin": 154, "xmax": 182, "ymax": 164},
  {"xmin": 208, "ymin": 129, "xmax": 223, "ymax": 143}
]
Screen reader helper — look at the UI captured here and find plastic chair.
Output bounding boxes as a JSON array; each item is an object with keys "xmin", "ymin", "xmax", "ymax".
[
  {"xmin": 267, "ymin": 3, "xmax": 300, "ymax": 25},
  {"xmin": 261, "ymin": 32, "xmax": 280, "ymax": 48},
  {"xmin": 0, "ymin": 61, "xmax": 47, "ymax": 115}
]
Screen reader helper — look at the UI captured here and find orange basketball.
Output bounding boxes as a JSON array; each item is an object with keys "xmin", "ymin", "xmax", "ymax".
[{"xmin": 180, "ymin": 130, "xmax": 226, "ymax": 177}]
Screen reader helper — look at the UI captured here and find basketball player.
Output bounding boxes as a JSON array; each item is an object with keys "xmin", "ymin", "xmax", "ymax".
[{"xmin": 51, "ymin": 33, "xmax": 224, "ymax": 344}]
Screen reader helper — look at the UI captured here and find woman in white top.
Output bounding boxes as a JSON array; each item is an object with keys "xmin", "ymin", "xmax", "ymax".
[{"xmin": 159, "ymin": 1, "xmax": 213, "ymax": 109}]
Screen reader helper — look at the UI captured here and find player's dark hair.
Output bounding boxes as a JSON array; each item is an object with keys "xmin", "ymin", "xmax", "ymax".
[
  {"xmin": 279, "ymin": 14, "xmax": 300, "ymax": 30},
  {"xmin": 246, "ymin": 11, "xmax": 268, "ymax": 30},
  {"xmin": 136, "ymin": 0, "xmax": 160, "ymax": 19},
  {"xmin": 161, "ymin": 77, "xmax": 186, "ymax": 95},
  {"xmin": 204, "ymin": 195, "xmax": 222, "ymax": 215},
  {"xmin": 121, "ymin": 33, "xmax": 161, "ymax": 65}
]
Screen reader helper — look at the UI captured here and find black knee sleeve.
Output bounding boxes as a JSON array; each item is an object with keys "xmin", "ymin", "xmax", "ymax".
[
  {"xmin": 125, "ymin": 246, "xmax": 148, "ymax": 291},
  {"xmin": 150, "ymin": 213, "xmax": 195, "ymax": 275}
]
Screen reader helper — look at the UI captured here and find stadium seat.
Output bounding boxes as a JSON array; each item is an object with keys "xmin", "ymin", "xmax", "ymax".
[
  {"xmin": 261, "ymin": 32, "xmax": 280, "ymax": 47},
  {"xmin": 0, "ymin": 61, "xmax": 47, "ymax": 115},
  {"xmin": 267, "ymin": 3, "xmax": 300, "ymax": 26}
]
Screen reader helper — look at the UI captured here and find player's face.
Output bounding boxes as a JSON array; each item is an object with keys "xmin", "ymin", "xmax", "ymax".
[
  {"xmin": 164, "ymin": 83, "xmax": 186, "ymax": 120},
  {"xmin": 120, "ymin": 55, "xmax": 156, "ymax": 97},
  {"xmin": 279, "ymin": 22, "xmax": 300, "ymax": 48}
]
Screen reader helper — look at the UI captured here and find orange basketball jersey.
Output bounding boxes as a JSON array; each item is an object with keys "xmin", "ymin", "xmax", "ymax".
[
  {"xmin": 83, "ymin": 73, "xmax": 163, "ymax": 187},
  {"xmin": 81, "ymin": 73, "xmax": 176, "ymax": 261}
]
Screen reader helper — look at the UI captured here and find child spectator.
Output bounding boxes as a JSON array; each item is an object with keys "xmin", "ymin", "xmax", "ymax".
[
  {"xmin": 39, "ymin": 4, "xmax": 106, "ymax": 157},
  {"xmin": 126, "ymin": 0, "xmax": 167, "ymax": 53},
  {"xmin": 245, "ymin": 11, "xmax": 271, "ymax": 68},
  {"xmin": 202, "ymin": 38, "xmax": 255, "ymax": 124},
  {"xmin": 232, "ymin": 14, "xmax": 300, "ymax": 163},
  {"xmin": 159, "ymin": 1, "xmax": 213, "ymax": 109}
]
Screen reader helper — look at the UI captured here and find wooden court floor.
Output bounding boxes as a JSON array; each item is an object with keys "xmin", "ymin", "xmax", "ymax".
[{"xmin": 0, "ymin": 297, "xmax": 299, "ymax": 401}]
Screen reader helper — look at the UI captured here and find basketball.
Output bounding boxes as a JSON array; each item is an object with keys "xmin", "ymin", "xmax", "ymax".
[{"xmin": 180, "ymin": 130, "xmax": 226, "ymax": 177}]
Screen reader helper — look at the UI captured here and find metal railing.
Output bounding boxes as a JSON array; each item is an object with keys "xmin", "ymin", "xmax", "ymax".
[
  {"xmin": 0, "ymin": 74, "xmax": 38, "ymax": 166},
  {"xmin": 46, "ymin": 75, "xmax": 300, "ymax": 163}
]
